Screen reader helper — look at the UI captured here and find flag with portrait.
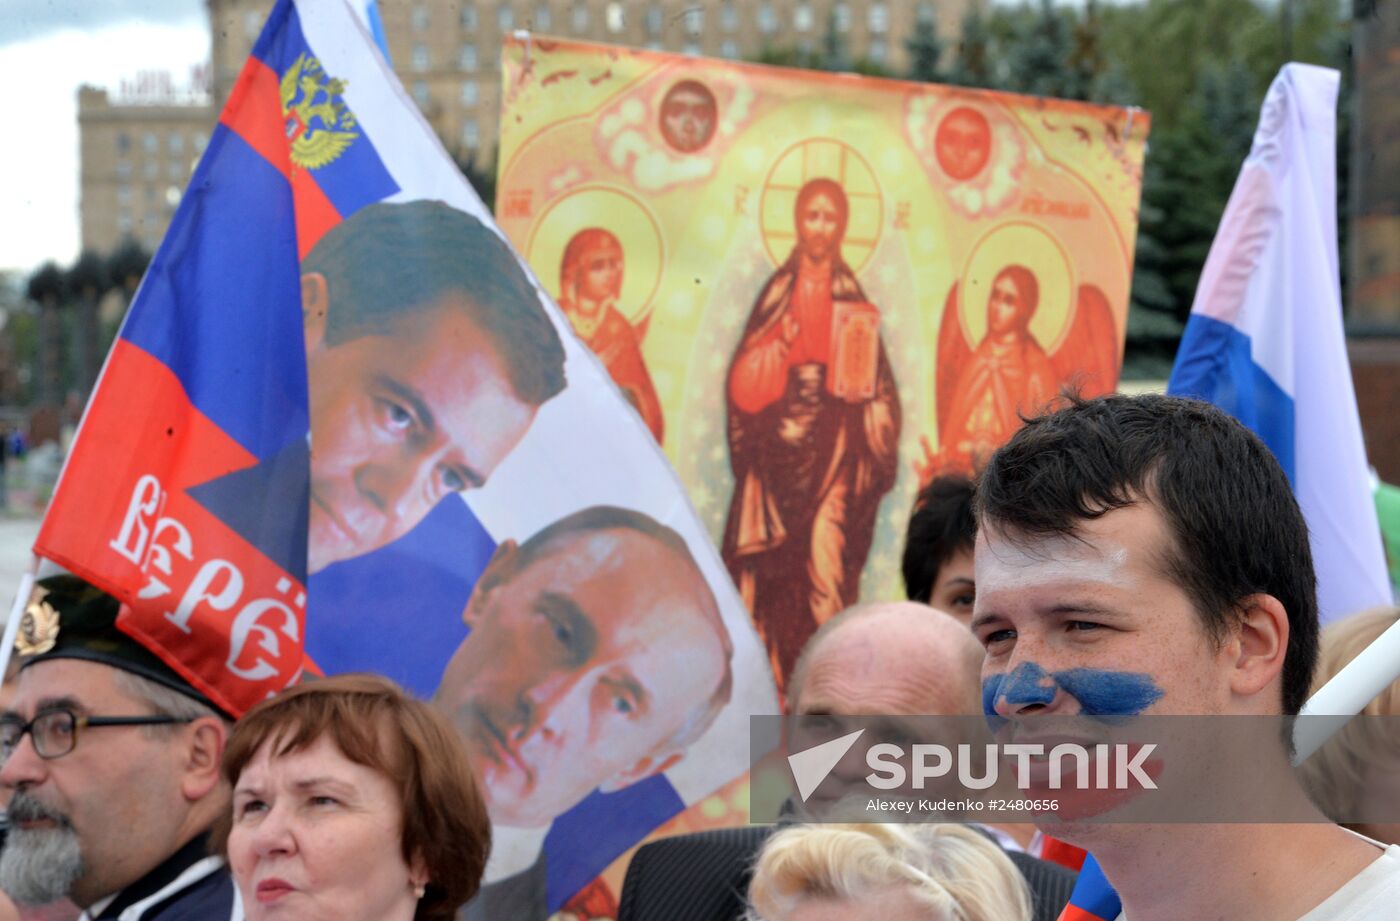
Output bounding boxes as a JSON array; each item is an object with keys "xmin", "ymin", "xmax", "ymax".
[{"xmin": 35, "ymin": 1, "xmax": 777, "ymax": 915}]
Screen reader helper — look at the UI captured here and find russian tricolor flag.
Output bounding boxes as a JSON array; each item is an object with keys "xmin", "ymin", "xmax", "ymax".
[
  {"xmin": 1060, "ymin": 63, "xmax": 1393, "ymax": 921},
  {"xmin": 1168, "ymin": 63, "xmax": 1391, "ymax": 624}
]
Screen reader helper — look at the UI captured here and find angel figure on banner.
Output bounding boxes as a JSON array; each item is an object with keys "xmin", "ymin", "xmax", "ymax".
[
  {"xmin": 558, "ymin": 227, "xmax": 665, "ymax": 442},
  {"xmin": 930, "ymin": 223, "xmax": 1119, "ymax": 476},
  {"xmin": 527, "ymin": 186, "xmax": 668, "ymax": 444},
  {"xmin": 723, "ymin": 140, "xmax": 901, "ymax": 691}
]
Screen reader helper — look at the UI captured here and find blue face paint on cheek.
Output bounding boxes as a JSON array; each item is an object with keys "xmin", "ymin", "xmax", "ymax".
[
  {"xmin": 1052, "ymin": 668, "xmax": 1164, "ymax": 716},
  {"xmin": 983, "ymin": 662, "xmax": 1056, "ymax": 716}
]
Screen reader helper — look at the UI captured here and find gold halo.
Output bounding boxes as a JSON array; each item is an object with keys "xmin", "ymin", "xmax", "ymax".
[
  {"xmin": 959, "ymin": 222, "xmax": 1075, "ymax": 351},
  {"xmin": 526, "ymin": 185, "xmax": 666, "ymax": 324},
  {"xmin": 759, "ymin": 138, "xmax": 883, "ymax": 273}
]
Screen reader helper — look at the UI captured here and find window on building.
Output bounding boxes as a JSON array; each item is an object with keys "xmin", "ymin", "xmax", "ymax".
[
  {"xmin": 244, "ymin": 11, "xmax": 262, "ymax": 37},
  {"xmin": 869, "ymin": 37, "xmax": 887, "ymax": 62},
  {"xmin": 460, "ymin": 44, "xmax": 479, "ymax": 70},
  {"xmin": 145, "ymin": 185, "xmax": 156, "ymax": 202},
  {"xmin": 721, "ymin": 39, "xmax": 738, "ymax": 58},
  {"xmin": 116, "ymin": 160, "xmax": 132, "ymax": 180},
  {"xmin": 758, "ymin": 2, "xmax": 777, "ymax": 34},
  {"xmin": 169, "ymin": 161, "xmax": 185, "ymax": 179},
  {"xmin": 645, "ymin": 5, "xmax": 663, "ymax": 35},
  {"xmin": 168, "ymin": 133, "xmax": 184, "ymax": 156},
  {"xmin": 833, "ymin": 2, "xmax": 851, "ymax": 32},
  {"xmin": 534, "ymin": 5, "xmax": 552, "ymax": 30},
  {"xmin": 868, "ymin": 2, "xmax": 889, "ymax": 33},
  {"xmin": 143, "ymin": 161, "xmax": 158, "ymax": 180},
  {"xmin": 646, "ymin": 39, "xmax": 663, "ymax": 50},
  {"xmin": 683, "ymin": 8, "xmax": 703, "ymax": 35},
  {"xmin": 411, "ymin": 5, "xmax": 429, "ymax": 30},
  {"xmin": 118, "ymin": 214, "xmax": 133, "ymax": 234},
  {"xmin": 683, "ymin": 40, "xmax": 701, "ymax": 56},
  {"xmin": 606, "ymin": 2, "xmax": 625, "ymax": 32},
  {"xmin": 793, "ymin": 1, "xmax": 813, "ymax": 32},
  {"xmin": 117, "ymin": 186, "xmax": 132, "ymax": 207},
  {"xmin": 720, "ymin": 1, "xmax": 738, "ymax": 32},
  {"xmin": 116, "ymin": 132, "xmax": 130, "ymax": 154},
  {"xmin": 143, "ymin": 132, "xmax": 158, "ymax": 154},
  {"xmin": 462, "ymin": 118, "xmax": 480, "ymax": 149},
  {"xmin": 462, "ymin": 80, "xmax": 479, "ymax": 106},
  {"xmin": 461, "ymin": 6, "xmax": 478, "ymax": 30},
  {"xmin": 412, "ymin": 43, "xmax": 430, "ymax": 71},
  {"xmin": 916, "ymin": 2, "xmax": 936, "ymax": 25},
  {"xmin": 412, "ymin": 81, "xmax": 431, "ymax": 107},
  {"xmin": 193, "ymin": 133, "xmax": 207, "ymax": 153},
  {"xmin": 571, "ymin": 3, "xmax": 588, "ymax": 32},
  {"xmin": 499, "ymin": 5, "xmax": 515, "ymax": 30}
]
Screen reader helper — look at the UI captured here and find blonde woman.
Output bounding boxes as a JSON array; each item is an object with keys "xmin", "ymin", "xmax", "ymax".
[{"xmin": 746, "ymin": 823, "xmax": 1031, "ymax": 921}]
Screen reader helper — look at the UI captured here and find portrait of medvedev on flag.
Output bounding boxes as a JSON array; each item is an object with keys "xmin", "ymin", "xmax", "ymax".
[
  {"xmin": 497, "ymin": 38, "xmax": 1151, "ymax": 691},
  {"xmin": 32, "ymin": 1, "xmax": 777, "ymax": 916}
]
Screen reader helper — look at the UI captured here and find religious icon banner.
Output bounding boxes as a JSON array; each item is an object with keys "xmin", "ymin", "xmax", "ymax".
[{"xmin": 497, "ymin": 37, "xmax": 1150, "ymax": 692}]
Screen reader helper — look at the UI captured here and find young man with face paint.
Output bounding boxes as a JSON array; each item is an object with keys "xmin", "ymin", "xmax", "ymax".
[{"xmin": 973, "ymin": 394, "xmax": 1400, "ymax": 921}]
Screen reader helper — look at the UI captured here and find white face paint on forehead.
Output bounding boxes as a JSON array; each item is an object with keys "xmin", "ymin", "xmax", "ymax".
[{"xmin": 975, "ymin": 530, "xmax": 1133, "ymax": 593}]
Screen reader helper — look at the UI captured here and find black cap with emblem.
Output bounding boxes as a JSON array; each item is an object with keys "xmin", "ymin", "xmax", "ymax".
[{"xmin": 14, "ymin": 574, "xmax": 228, "ymax": 718}]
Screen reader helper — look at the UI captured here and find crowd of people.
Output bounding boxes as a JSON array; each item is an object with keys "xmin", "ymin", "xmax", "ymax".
[{"xmin": 0, "ymin": 394, "xmax": 1396, "ymax": 920}]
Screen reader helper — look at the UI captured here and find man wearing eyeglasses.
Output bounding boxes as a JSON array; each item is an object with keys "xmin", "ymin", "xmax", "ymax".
[{"xmin": 0, "ymin": 575, "xmax": 240, "ymax": 921}]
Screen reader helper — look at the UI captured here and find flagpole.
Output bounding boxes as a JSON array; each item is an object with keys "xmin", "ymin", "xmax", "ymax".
[
  {"xmin": 0, "ymin": 555, "xmax": 39, "ymax": 681},
  {"xmin": 1294, "ymin": 618, "xmax": 1400, "ymax": 763}
]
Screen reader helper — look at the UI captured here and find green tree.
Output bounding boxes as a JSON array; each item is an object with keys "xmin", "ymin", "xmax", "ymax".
[
  {"xmin": 1002, "ymin": 0, "xmax": 1090, "ymax": 100},
  {"xmin": 821, "ymin": 9, "xmax": 851, "ymax": 72},
  {"xmin": 947, "ymin": 8, "xmax": 997, "ymax": 88},
  {"xmin": 905, "ymin": 17, "xmax": 946, "ymax": 84},
  {"xmin": 456, "ymin": 149, "xmax": 498, "ymax": 212},
  {"xmin": 25, "ymin": 262, "xmax": 65, "ymax": 409},
  {"xmin": 67, "ymin": 250, "xmax": 110, "ymax": 397}
]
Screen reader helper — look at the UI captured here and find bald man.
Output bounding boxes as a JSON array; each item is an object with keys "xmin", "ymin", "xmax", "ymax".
[{"xmin": 617, "ymin": 602, "xmax": 1075, "ymax": 921}]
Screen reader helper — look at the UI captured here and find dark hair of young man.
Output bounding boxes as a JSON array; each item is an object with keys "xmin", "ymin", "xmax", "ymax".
[
  {"xmin": 901, "ymin": 473, "xmax": 977, "ymax": 604},
  {"xmin": 302, "ymin": 199, "xmax": 567, "ymax": 407},
  {"xmin": 976, "ymin": 394, "xmax": 1319, "ymax": 715}
]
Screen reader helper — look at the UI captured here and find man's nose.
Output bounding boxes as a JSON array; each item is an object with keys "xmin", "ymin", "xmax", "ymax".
[
  {"xmin": 990, "ymin": 661, "xmax": 1062, "ymax": 718},
  {"xmin": 510, "ymin": 672, "xmax": 587, "ymax": 744},
  {"xmin": 354, "ymin": 451, "xmax": 439, "ymax": 523},
  {"xmin": 828, "ymin": 733, "xmax": 871, "ymax": 782},
  {"xmin": 0, "ymin": 735, "xmax": 48, "ymax": 790}
]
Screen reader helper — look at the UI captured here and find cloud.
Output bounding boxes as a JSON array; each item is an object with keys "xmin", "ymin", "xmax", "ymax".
[
  {"xmin": 0, "ymin": 19, "xmax": 207, "ymax": 273},
  {"xmin": 0, "ymin": 0, "xmax": 202, "ymax": 49}
]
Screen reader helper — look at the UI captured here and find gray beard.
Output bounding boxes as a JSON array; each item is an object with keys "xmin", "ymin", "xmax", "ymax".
[{"xmin": 0, "ymin": 795, "xmax": 84, "ymax": 905}]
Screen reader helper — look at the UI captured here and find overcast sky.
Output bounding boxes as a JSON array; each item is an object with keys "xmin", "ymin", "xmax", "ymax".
[
  {"xmin": 0, "ymin": 1, "xmax": 206, "ymax": 274},
  {"xmin": 0, "ymin": 0, "xmax": 1137, "ymax": 275}
]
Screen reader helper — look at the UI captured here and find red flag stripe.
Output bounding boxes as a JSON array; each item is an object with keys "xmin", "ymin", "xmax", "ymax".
[{"xmin": 219, "ymin": 55, "xmax": 341, "ymax": 258}]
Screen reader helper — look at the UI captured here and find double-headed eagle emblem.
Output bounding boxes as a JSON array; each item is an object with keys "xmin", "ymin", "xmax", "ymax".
[
  {"xmin": 280, "ymin": 53, "xmax": 359, "ymax": 171},
  {"xmin": 15, "ymin": 585, "xmax": 59, "ymax": 657}
]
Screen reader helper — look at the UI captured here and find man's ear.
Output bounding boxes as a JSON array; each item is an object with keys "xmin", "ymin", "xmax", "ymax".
[
  {"xmin": 1226, "ymin": 593, "xmax": 1290, "ymax": 703},
  {"xmin": 463, "ymin": 539, "xmax": 519, "ymax": 628},
  {"xmin": 301, "ymin": 271, "xmax": 329, "ymax": 351},
  {"xmin": 180, "ymin": 717, "xmax": 228, "ymax": 803},
  {"xmin": 599, "ymin": 749, "xmax": 684, "ymax": 793}
]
